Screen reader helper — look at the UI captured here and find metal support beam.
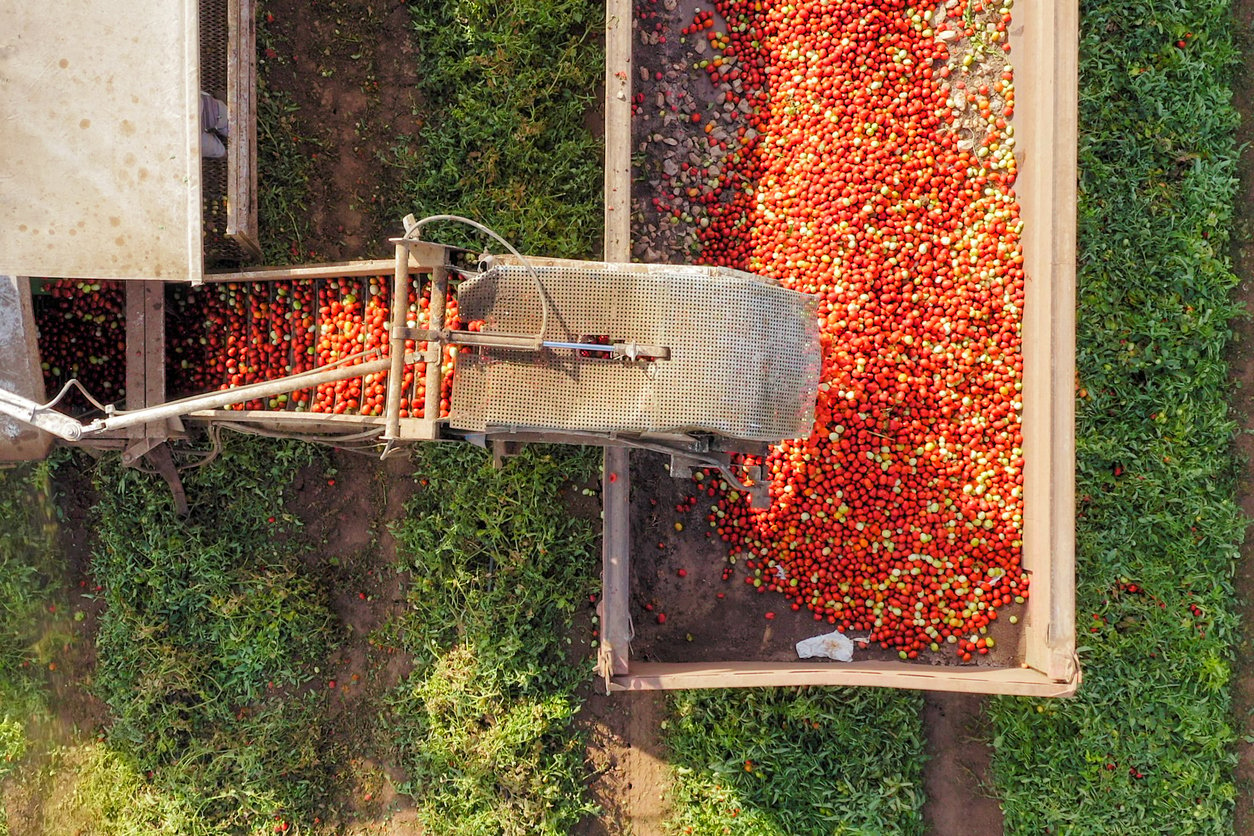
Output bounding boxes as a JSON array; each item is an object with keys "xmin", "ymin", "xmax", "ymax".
[
  {"xmin": 383, "ymin": 241, "xmax": 411, "ymax": 440},
  {"xmin": 599, "ymin": 445, "xmax": 632, "ymax": 689},
  {"xmin": 424, "ymin": 264, "xmax": 449, "ymax": 423}
]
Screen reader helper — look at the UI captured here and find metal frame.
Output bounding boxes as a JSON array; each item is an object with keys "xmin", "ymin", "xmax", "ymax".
[{"xmin": 2, "ymin": 237, "xmax": 786, "ymax": 510}]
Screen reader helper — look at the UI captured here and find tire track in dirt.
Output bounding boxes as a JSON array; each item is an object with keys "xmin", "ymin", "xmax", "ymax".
[
  {"xmin": 579, "ymin": 690, "xmax": 673, "ymax": 836},
  {"xmin": 1227, "ymin": 2, "xmax": 1254, "ymax": 829},
  {"xmin": 922, "ymin": 692, "xmax": 1004, "ymax": 836}
]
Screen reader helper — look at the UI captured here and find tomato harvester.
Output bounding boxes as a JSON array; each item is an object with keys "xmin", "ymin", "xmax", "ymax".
[{"xmin": 0, "ymin": 215, "xmax": 821, "ymax": 513}]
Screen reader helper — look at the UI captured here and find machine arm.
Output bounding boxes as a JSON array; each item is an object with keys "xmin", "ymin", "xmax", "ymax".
[{"xmin": 0, "ymin": 355, "xmax": 404, "ymax": 443}]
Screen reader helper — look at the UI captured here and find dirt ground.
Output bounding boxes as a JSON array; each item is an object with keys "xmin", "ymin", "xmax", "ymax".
[
  {"xmin": 578, "ymin": 689, "xmax": 673, "ymax": 836},
  {"xmin": 3, "ymin": 462, "xmax": 110, "ymax": 835},
  {"xmin": 1226, "ymin": 0, "xmax": 1254, "ymax": 830},
  {"xmin": 922, "ymin": 693, "xmax": 1004, "ymax": 836},
  {"xmin": 286, "ymin": 451, "xmax": 425, "ymax": 831},
  {"xmin": 259, "ymin": 0, "xmax": 423, "ymax": 261}
]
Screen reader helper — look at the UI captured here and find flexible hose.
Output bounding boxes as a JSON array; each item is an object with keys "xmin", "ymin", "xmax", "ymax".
[{"xmin": 404, "ymin": 214, "xmax": 551, "ymax": 346}]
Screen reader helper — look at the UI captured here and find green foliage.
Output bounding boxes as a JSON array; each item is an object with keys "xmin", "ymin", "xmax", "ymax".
[
  {"xmin": 386, "ymin": 443, "xmax": 601, "ymax": 834},
  {"xmin": 0, "ymin": 460, "xmax": 60, "ymax": 778},
  {"xmin": 0, "ymin": 715, "xmax": 26, "ymax": 782},
  {"xmin": 666, "ymin": 688, "xmax": 927, "ymax": 835},
  {"xmin": 35, "ymin": 744, "xmax": 199, "ymax": 834},
  {"xmin": 988, "ymin": 2, "xmax": 1243, "ymax": 833},
  {"xmin": 398, "ymin": 0, "xmax": 604, "ymax": 257},
  {"xmin": 91, "ymin": 436, "xmax": 339, "ymax": 829}
]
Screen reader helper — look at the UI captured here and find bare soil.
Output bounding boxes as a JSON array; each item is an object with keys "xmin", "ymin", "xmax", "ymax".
[
  {"xmin": 259, "ymin": 0, "xmax": 423, "ymax": 261},
  {"xmin": 921, "ymin": 693, "xmax": 1004, "ymax": 836},
  {"xmin": 1226, "ymin": 0, "xmax": 1254, "ymax": 829},
  {"xmin": 288, "ymin": 450, "xmax": 423, "ymax": 829},
  {"xmin": 2, "ymin": 458, "xmax": 110, "ymax": 834},
  {"xmin": 41, "ymin": 462, "xmax": 110, "ymax": 740},
  {"xmin": 578, "ymin": 690, "xmax": 674, "ymax": 836}
]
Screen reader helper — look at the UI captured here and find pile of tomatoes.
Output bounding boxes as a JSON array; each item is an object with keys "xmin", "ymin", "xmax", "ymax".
[
  {"xmin": 35, "ymin": 276, "xmax": 462, "ymax": 421},
  {"xmin": 677, "ymin": 0, "xmax": 1027, "ymax": 658},
  {"xmin": 32, "ymin": 279, "xmax": 127, "ymax": 413},
  {"xmin": 169, "ymin": 277, "xmax": 461, "ymax": 418}
]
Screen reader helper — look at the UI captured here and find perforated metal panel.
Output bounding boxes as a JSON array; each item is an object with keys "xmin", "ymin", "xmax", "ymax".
[
  {"xmin": 199, "ymin": 0, "xmax": 234, "ymax": 262},
  {"xmin": 450, "ymin": 262, "xmax": 820, "ymax": 442}
]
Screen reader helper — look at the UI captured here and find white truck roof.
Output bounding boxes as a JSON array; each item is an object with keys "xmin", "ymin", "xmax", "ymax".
[{"xmin": 0, "ymin": 1, "xmax": 203, "ymax": 281}]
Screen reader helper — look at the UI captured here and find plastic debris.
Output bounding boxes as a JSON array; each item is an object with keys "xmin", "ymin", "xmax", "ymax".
[{"xmin": 796, "ymin": 630, "xmax": 855, "ymax": 662}]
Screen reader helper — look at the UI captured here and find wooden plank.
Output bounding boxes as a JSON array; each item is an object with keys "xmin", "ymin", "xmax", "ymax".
[
  {"xmin": 189, "ymin": 408, "xmax": 384, "ymax": 429},
  {"xmin": 1044, "ymin": 0, "xmax": 1079, "ymax": 687},
  {"xmin": 124, "ymin": 282, "xmax": 149, "ymax": 427},
  {"xmin": 604, "ymin": 0, "xmax": 632, "ymax": 262},
  {"xmin": 595, "ymin": 0, "xmax": 633, "ymax": 688},
  {"xmin": 1015, "ymin": 0, "xmax": 1078, "ymax": 684},
  {"xmin": 600, "ymin": 446, "xmax": 633, "ymax": 682},
  {"xmin": 612, "ymin": 661, "xmax": 1079, "ymax": 697},
  {"xmin": 226, "ymin": 0, "xmax": 261, "ymax": 260},
  {"xmin": 144, "ymin": 283, "xmax": 167, "ymax": 410},
  {"xmin": 424, "ymin": 265, "xmax": 449, "ymax": 426},
  {"xmin": 122, "ymin": 281, "xmax": 171, "ymax": 460},
  {"xmin": 384, "ymin": 244, "xmax": 411, "ymax": 440}
]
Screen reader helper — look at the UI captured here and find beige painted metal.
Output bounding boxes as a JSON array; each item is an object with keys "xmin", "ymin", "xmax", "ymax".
[
  {"xmin": 599, "ymin": 0, "xmax": 1079, "ymax": 696},
  {"xmin": 0, "ymin": 277, "xmax": 52, "ymax": 462},
  {"xmin": 605, "ymin": 0, "xmax": 633, "ymax": 262},
  {"xmin": 0, "ymin": 1, "xmax": 203, "ymax": 281},
  {"xmin": 204, "ymin": 259, "xmax": 402, "ymax": 282},
  {"xmin": 449, "ymin": 263, "xmax": 820, "ymax": 440},
  {"xmin": 1013, "ymin": 0, "xmax": 1079, "ymax": 688}
]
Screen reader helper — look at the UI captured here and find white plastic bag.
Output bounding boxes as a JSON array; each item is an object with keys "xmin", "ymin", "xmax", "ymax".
[{"xmin": 796, "ymin": 629, "xmax": 854, "ymax": 662}]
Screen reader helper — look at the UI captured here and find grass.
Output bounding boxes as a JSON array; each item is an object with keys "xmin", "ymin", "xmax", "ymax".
[
  {"xmin": 987, "ymin": 1, "xmax": 1244, "ymax": 832},
  {"xmin": 0, "ymin": 461, "xmax": 60, "ymax": 784},
  {"xmin": 383, "ymin": 443, "xmax": 602, "ymax": 835},
  {"xmin": 667, "ymin": 688, "xmax": 927, "ymax": 835},
  {"xmin": 256, "ymin": 71, "xmax": 318, "ymax": 265},
  {"xmin": 395, "ymin": 0, "xmax": 604, "ymax": 257},
  {"xmin": 87, "ymin": 436, "xmax": 341, "ymax": 830}
]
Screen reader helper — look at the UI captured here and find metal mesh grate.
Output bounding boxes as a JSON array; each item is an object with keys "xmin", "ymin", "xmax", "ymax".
[
  {"xmin": 199, "ymin": 0, "xmax": 240, "ymax": 264},
  {"xmin": 450, "ymin": 263, "xmax": 820, "ymax": 442}
]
